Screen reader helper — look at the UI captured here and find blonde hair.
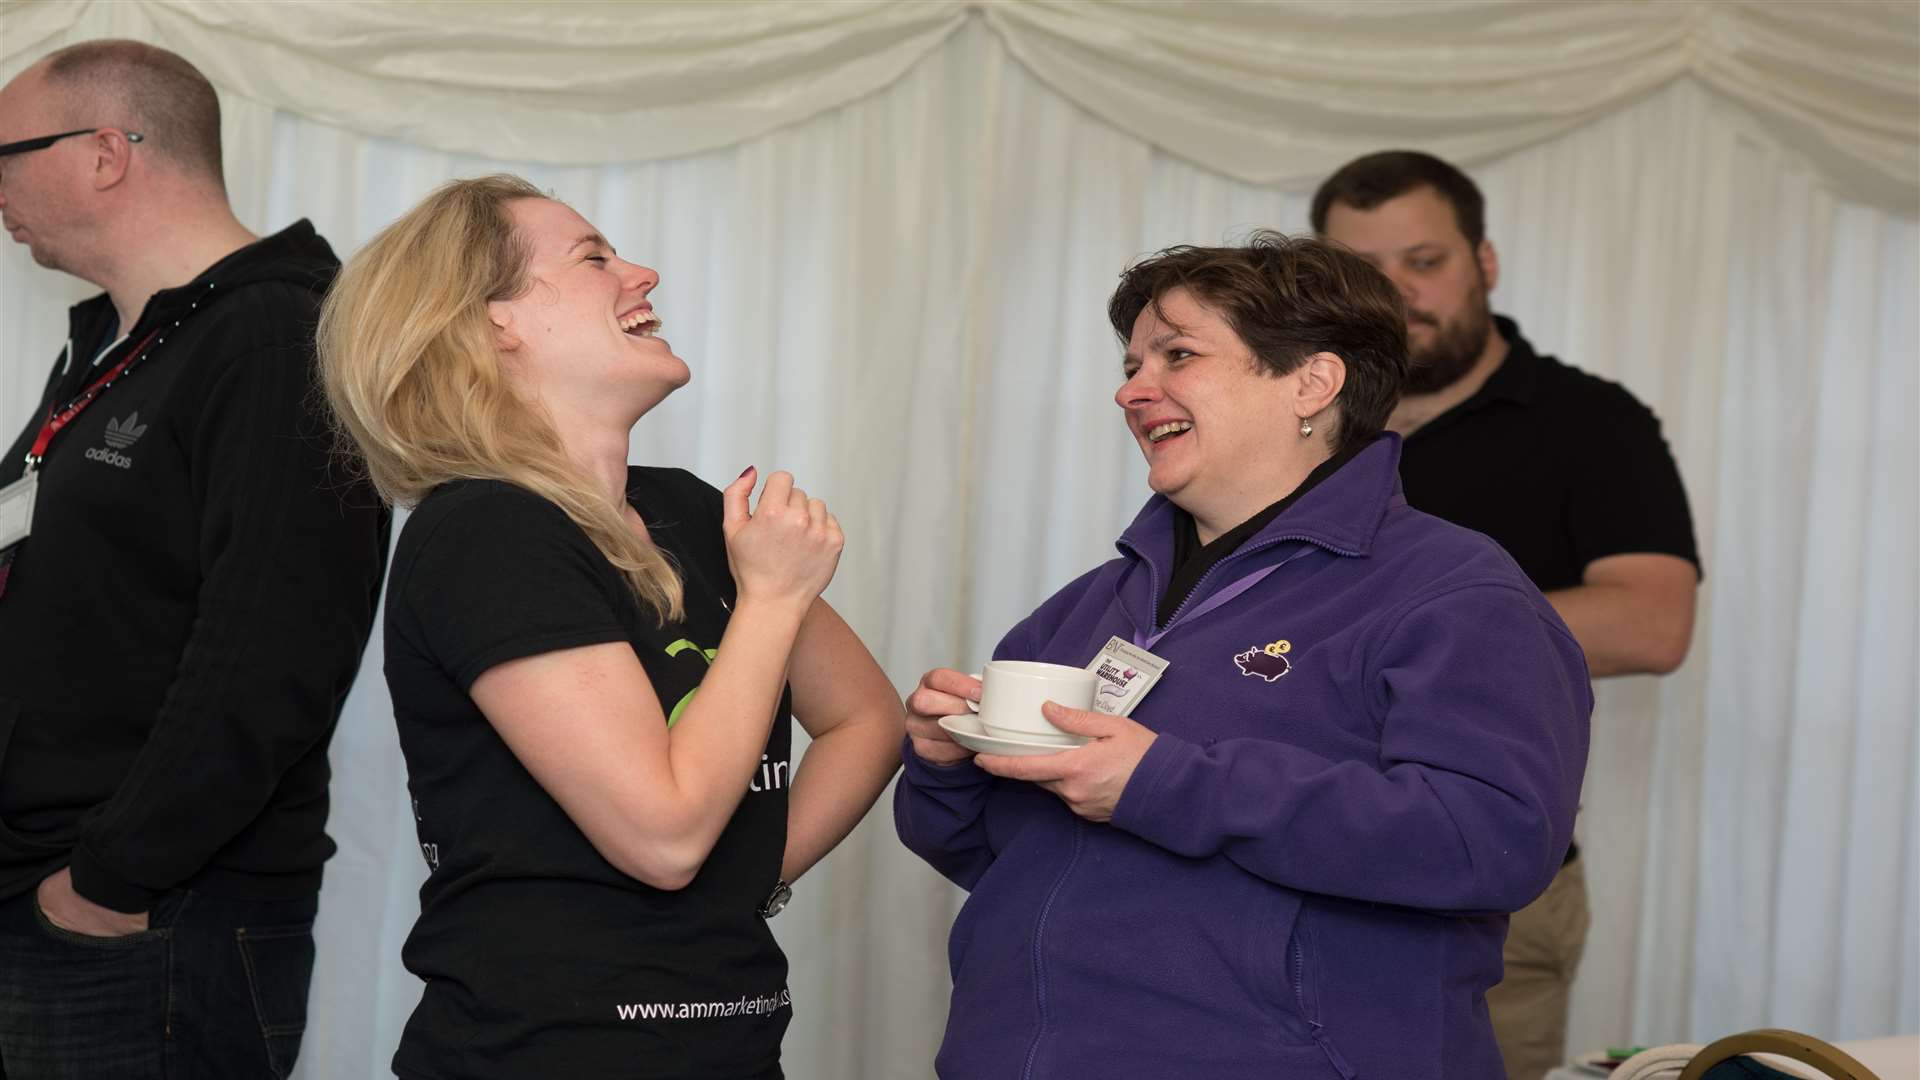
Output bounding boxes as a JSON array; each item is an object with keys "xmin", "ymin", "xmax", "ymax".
[{"xmin": 317, "ymin": 174, "xmax": 684, "ymax": 622}]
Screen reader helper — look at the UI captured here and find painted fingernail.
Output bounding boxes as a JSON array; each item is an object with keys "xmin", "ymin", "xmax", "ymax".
[{"xmin": 739, "ymin": 466, "xmax": 755, "ymax": 478}]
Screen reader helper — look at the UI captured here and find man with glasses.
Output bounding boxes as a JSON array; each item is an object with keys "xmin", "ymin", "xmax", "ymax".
[{"xmin": 0, "ymin": 39, "xmax": 386, "ymax": 1078}]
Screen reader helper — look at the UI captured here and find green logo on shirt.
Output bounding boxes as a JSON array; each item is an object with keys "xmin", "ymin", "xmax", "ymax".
[{"xmin": 663, "ymin": 638, "xmax": 717, "ymax": 727}]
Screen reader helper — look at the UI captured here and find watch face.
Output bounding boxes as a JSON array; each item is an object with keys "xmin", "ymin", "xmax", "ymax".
[{"xmin": 762, "ymin": 882, "xmax": 792, "ymax": 918}]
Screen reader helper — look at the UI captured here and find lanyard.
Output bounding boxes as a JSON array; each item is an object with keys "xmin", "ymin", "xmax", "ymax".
[
  {"xmin": 24, "ymin": 327, "xmax": 162, "ymax": 472},
  {"xmin": 1132, "ymin": 545, "xmax": 1318, "ymax": 651}
]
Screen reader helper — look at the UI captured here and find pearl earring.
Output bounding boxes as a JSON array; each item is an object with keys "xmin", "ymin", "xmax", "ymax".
[{"xmin": 1299, "ymin": 419, "xmax": 1313, "ymax": 438}]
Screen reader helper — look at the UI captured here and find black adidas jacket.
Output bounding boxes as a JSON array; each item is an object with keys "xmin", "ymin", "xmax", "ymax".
[{"xmin": 0, "ymin": 221, "xmax": 389, "ymax": 912}]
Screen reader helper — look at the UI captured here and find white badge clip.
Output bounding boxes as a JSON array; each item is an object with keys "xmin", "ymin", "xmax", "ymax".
[
  {"xmin": 1085, "ymin": 635, "xmax": 1170, "ymax": 717},
  {"xmin": 0, "ymin": 471, "xmax": 38, "ymax": 551}
]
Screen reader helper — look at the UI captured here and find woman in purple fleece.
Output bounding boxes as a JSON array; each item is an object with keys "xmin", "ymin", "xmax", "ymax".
[{"xmin": 896, "ymin": 233, "xmax": 1592, "ymax": 1079}]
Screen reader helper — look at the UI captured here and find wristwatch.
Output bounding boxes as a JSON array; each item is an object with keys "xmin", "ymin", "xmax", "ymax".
[{"xmin": 759, "ymin": 879, "xmax": 792, "ymax": 918}]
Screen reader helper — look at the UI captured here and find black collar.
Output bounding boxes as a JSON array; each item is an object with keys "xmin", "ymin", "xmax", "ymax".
[
  {"xmin": 1468, "ymin": 315, "xmax": 1540, "ymax": 406},
  {"xmin": 1161, "ymin": 438, "xmax": 1368, "ymax": 623},
  {"xmin": 1405, "ymin": 315, "xmax": 1539, "ymax": 444}
]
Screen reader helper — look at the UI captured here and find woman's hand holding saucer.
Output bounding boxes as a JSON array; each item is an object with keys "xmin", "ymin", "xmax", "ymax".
[
  {"xmin": 971, "ymin": 702, "xmax": 1156, "ymax": 823},
  {"xmin": 904, "ymin": 667, "xmax": 980, "ymax": 766}
]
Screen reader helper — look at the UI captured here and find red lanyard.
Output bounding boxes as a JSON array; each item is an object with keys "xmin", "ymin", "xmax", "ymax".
[{"xmin": 24, "ymin": 328, "xmax": 163, "ymax": 471}]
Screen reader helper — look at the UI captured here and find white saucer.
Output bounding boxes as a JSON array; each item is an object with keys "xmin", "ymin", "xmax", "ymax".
[{"xmin": 938, "ymin": 713, "xmax": 1087, "ymax": 756}]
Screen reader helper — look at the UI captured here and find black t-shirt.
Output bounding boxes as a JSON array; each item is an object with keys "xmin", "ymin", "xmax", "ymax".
[
  {"xmin": 1398, "ymin": 316, "xmax": 1701, "ymax": 592},
  {"xmin": 384, "ymin": 466, "xmax": 791, "ymax": 1080}
]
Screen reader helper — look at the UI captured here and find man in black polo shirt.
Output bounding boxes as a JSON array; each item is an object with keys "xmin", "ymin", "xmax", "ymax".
[{"xmin": 1314, "ymin": 151, "xmax": 1699, "ymax": 1080}]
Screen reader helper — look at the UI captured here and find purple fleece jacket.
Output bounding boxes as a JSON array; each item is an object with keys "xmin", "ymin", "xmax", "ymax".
[{"xmin": 896, "ymin": 436, "xmax": 1591, "ymax": 1079}]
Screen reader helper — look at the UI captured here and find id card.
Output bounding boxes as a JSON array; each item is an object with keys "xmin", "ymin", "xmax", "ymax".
[
  {"xmin": 0, "ymin": 471, "xmax": 36, "ymax": 551},
  {"xmin": 1085, "ymin": 636, "xmax": 1169, "ymax": 717}
]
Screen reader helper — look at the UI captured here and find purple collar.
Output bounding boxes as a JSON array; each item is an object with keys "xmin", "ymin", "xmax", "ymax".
[{"xmin": 1117, "ymin": 433, "xmax": 1405, "ymax": 582}]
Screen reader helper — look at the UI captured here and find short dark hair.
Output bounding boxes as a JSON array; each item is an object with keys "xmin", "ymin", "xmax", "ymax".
[
  {"xmin": 42, "ymin": 39, "xmax": 223, "ymax": 185},
  {"xmin": 1107, "ymin": 231, "xmax": 1408, "ymax": 457},
  {"xmin": 1310, "ymin": 150, "xmax": 1485, "ymax": 248}
]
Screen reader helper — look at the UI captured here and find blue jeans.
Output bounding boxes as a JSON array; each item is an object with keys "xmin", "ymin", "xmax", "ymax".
[{"xmin": 0, "ymin": 884, "xmax": 317, "ymax": 1079}]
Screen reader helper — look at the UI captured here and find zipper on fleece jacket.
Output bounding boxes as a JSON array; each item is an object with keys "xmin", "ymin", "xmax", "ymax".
[
  {"xmin": 1293, "ymin": 935, "xmax": 1358, "ymax": 1080},
  {"xmin": 1019, "ymin": 819, "xmax": 1085, "ymax": 1080}
]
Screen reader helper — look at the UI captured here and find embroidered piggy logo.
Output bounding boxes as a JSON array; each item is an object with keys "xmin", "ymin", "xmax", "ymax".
[{"xmin": 1234, "ymin": 639, "xmax": 1292, "ymax": 682}]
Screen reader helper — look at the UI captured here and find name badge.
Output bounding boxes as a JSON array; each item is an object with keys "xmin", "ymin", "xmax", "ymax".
[
  {"xmin": 1085, "ymin": 635, "xmax": 1169, "ymax": 717},
  {"xmin": 0, "ymin": 471, "xmax": 37, "ymax": 551}
]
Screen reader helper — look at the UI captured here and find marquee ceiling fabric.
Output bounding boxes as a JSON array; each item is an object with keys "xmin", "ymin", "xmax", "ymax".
[{"xmin": 2, "ymin": 0, "xmax": 1915, "ymax": 207}]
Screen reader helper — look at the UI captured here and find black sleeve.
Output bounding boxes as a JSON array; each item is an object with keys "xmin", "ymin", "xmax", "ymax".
[
  {"xmin": 1564, "ymin": 384, "xmax": 1702, "ymax": 578},
  {"xmin": 69, "ymin": 334, "xmax": 390, "ymax": 911},
  {"xmin": 399, "ymin": 487, "xmax": 633, "ymax": 691}
]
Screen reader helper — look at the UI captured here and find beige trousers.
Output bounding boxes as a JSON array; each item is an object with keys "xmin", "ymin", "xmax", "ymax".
[{"xmin": 1487, "ymin": 856, "xmax": 1591, "ymax": 1080}]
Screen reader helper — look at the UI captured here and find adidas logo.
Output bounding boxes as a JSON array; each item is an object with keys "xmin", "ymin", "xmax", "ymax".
[
  {"xmin": 85, "ymin": 446, "xmax": 134, "ymax": 469},
  {"xmin": 85, "ymin": 411, "xmax": 146, "ymax": 468},
  {"xmin": 103, "ymin": 411, "xmax": 147, "ymax": 449}
]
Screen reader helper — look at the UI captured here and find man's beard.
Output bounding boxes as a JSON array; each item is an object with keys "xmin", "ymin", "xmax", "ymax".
[{"xmin": 1403, "ymin": 276, "xmax": 1494, "ymax": 395}]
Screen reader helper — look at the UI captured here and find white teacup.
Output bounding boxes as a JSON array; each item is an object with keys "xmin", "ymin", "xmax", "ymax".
[{"xmin": 974, "ymin": 660, "xmax": 1096, "ymax": 745}]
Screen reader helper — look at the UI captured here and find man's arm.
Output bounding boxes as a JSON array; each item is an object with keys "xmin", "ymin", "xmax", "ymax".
[
  {"xmin": 1557, "ymin": 380, "xmax": 1701, "ymax": 677},
  {"xmin": 1546, "ymin": 552, "xmax": 1698, "ymax": 677},
  {"xmin": 67, "ymin": 336, "xmax": 387, "ymax": 913}
]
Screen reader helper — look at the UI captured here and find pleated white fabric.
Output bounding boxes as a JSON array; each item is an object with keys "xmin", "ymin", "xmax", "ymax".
[
  {"xmin": 0, "ymin": 11, "xmax": 1913, "ymax": 1080},
  {"xmin": 0, "ymin": 0, "xmax": 974, "ymax": 166},
  {"xmin": 2, "ymin": 0, "xmax": 1916, "ymax": 204}
]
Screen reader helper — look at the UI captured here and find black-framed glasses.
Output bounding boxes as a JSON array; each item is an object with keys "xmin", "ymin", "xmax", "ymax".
[{"xmin": 0, "ymin": 128, "xmax": 142, "ymax": 163}]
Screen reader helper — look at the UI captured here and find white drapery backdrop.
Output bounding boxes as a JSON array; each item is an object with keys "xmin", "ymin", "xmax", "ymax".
[{"xmin": 1, "ymin": 3, "xmax": 1915, "ymax": 1077}]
